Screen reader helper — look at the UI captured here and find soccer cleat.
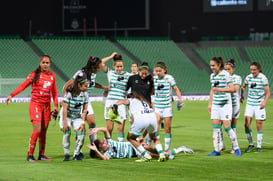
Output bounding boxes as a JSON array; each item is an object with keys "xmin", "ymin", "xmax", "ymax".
[
  {"xmin": 230, "ymin": 149, "xmax": 235, "ymax": 154},
  {"xmin": 63, "ymin": 154, "xmax": 70, "ymax": 161},
  {"xmin": 78, "ymin": 152, "xmax": 84, "ymax": 159},
  {"xmin": 234, "ymin": 149, "xmax": 242, "ymax": 156},
  {"xmin": 178, "ymin": 145, "xmax": 194, "ymax": 154},
  {"xmin": 135, "ymin": 155, "xmax": 152, "ymax": 162},
  {"xmin": 73, "ymin": 154, "xmax": 82, "ymax": 161},
  {"xmin": 245, "ymin": 145, "xmax": 255, "ymax": 153},
  {"xmin": 158, "ymin": 154, "xmax": 166, "ymax": 162},
  {"xmin": 208, "ymin": 150, "xmax": 220, "ymax": 156},
  {"xmin": 38, "ymin": 155, "xmax": 52, "ymax": 161},
  {"xmin": 164, "ymin": 152, "xmax": 174, "ymax": 160},
  {"xmin": 27, "ymin": 155, "xmax": 37, "ymax": 162},
  {"xmin": 255, "ymin": 148, "xmax": 262, "ymax": 153}
]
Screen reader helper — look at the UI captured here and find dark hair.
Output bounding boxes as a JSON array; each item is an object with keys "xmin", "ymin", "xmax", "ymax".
[
  {"xmin": 138, "ymin": 62, "xmax": 149, "ymax": 71},
  {"xmin": 82, "ymin": 56, "xmax": 101, "ymax": 81},
  {"xmin": 33, "ymin": 55, "xmax": 51, "ymax": 85},
  {"xmin": 89, "ymin": 139, "xmax": 100, "ymax": 158},
  {"xmin": 127, "ymin": 92, "xmax": 151, "ymax": 107},
  {"xmin": 211, "ymin": 56, "xmax": 224, "ymax": 70},
  {"xmin": 113, "ymin": 54, "xmax": 123, "ymax": 63},
  {"xmin": 225, "ymin": 58, "xmax": 235, "ymax": 68},
  {"xmin": 251, "ymin": 62, "xmax": 262, "ymax": 73},
  {"xmin": 67, "ymin": 72, "xmax": 88, "ymax": 96},
  {"xmin": 154, "ymin": 61, "xmax": 167, "ymax": 73}
]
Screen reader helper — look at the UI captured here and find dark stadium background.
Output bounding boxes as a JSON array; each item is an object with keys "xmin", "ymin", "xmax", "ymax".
[{"xmin": 1, "ymin": 0, "xmax": 273, "ymax": 42}]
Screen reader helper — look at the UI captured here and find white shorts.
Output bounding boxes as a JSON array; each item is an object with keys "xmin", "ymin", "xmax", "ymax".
[
  {"xmin": 129, "ymin": 113, "xmax": 158, "ymax": 136},
  {"xmin": 59, "ymin": 108, "xmax": 84, "ymax": 130},
  {"xmin": 154, "ymin": 107, "xmax": 173, "ymax": 118},
  {"xmin": 232, "ymin": 102, "xmax": 240, "ymax": 119},
  {"xmin": 87, "ymin": 97, "xmax": 94, "ymax": 115},
  {"xmin": 244, "ymin": 104, "xmax": 266, "ymax": 120},
  {"xmin": 104, "ymin": 99, "xmax": 127, "ymax": 120},
  {"xmin": 211, "ymin": 103, "xmax": 232, "ymax": 121}
]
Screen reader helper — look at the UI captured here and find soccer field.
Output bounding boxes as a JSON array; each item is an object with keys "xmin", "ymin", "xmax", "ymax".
[{"xmin": 1, "ymin": 100, "xmax": 273, "ymax": 181}]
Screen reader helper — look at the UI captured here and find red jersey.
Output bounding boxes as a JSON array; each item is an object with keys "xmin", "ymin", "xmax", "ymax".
[{"xmin": 10, "ymin": 71, "xmax": 58, "ymax": 107}]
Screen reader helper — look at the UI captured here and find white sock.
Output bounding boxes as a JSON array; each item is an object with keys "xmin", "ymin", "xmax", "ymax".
[
  {"xmin": 164, "ymin": 134, "xmax": 172, "ymax": 151},
  {"xmin": 257, "ymin": 132, "xmax": 263, "ymax": 148},
  {"xmin": 144, "ymin": 134, "xmax": 151, "ymax": 145},
  {"xmin": 88, "ymin": 128, "xmax": 97, "ymax": 144},
  {"xmin": 246, "ymin": 130, "xmax": 254, "ymax": 145},
  {"xmin": 213, "ymin": 128, "xmax": 221, "ymax": 152},
  {"xmin": 219, "ymin": 127, "xmax": 224, "ymax": 149},
  {"xmin": 136, "ymin": 145, "xmax": 150, "ymax": 157},
  {"xmin": 63, "ymin": 134, "xmax": 70, "ymax": 155},
  {"xmin": 74, "ymin": 134, "xmax": 84, "ymax": 156},
  {"xmin": 226, "ymin": 128, "xmax": 239, "ymax": 150},
  {"xmin": 155, "ymin": 144, "xmax": 164, "ymax": 154}
]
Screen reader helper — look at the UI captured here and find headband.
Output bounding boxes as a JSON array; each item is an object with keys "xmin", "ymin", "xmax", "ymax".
[
  {"xmin": 225, "ymin": 62, "xmax": 235, "ymax": 67},
  {"xmin": 155, "ymin": 64, "xmax": 166, "ymax": 69},
  {"xmin": 79, "ymin": 79, "xmax": 88, "ymax": 84},
  {"xmin": 139, "ymin": 65, "xmax": 149, "ymax": 70}
]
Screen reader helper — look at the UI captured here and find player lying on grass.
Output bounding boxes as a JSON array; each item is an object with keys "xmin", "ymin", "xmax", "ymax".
[{"xmin": 86, "ymin": 127, "xmax": 193, "ymax": 160}]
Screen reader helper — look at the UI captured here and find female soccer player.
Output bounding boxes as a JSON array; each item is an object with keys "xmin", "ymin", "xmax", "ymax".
[
  {"xmin": 241, "ymin": 62, "xmax": 270, "ymax": 153},
  {"xmin": 112, "ymin": 92, "xmax": 166, "ymax": 162},
  {"xmin": 62, "ymin": 56, "xmax": 108, "ymax": 148},
  {"xmin": 153, "ymin": 61, "xmax": 183, "ymax": 151},
  {"xmin": 130, "ymin": 63, "xmax": 138, "ymax": 76},
  {"xmin": 5, "ymin": 55, "xmax": 58, "ymax": 162},
  {"xmin": 86, "ymin": 127, "xmax": 193, "ymax": 160},
  {"xmin": 60, "ymin": 73, "xmax": 89, "ymax": 161},
  {"xmin": 126, "ymin": 62, "xmax": 154, "ymax": 105},
  {"xmin": 208, "ymin": 56, "xmax": 241, "ymax": 157},
  {"xmin": 101, "ymin": 53, "xmax": 130, "ymax": 142},
  {"xmin": 224, "ymin": 59, "xmax": 242, "ymax": 153}
]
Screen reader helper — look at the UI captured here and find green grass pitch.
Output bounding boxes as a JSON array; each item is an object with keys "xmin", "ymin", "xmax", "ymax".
[{"xmin": 1, "ymin": 100, "xmax": 273, "ymax": 181}]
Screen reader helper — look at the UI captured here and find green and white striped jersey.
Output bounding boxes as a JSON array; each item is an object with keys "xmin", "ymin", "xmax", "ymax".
[
  {"xmin": 153, "ymin": 74, "xmax": 176, "ymax": 109},
  {"xmin": 244, "ymin": 73, "xmax": 269, "ymax": 106},
  {"xmin": 106, "ymin": 68, "xmax": 130, "ymax": 100},
  {"xmin": 231, "ymin": 74, "xmax": 242, "ymax": 107},
  {"xmin": 210, "ymin": 70, "xmax": 232, "ymax": 105},
  {"xmin": 104, "ymin": 138, "xmax": 135, "ymax": 159},
  {"xmin": 63, "ymin": 91, "xmax": 89, "ymax": 118},
  {"xmin": 73, "ymin": 70, "xmax": 96, "ymax": 95}
]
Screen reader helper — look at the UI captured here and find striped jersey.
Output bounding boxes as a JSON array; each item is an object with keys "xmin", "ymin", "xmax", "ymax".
[
  {"xmin": 210, "ymin": 70, "xmax": 232, "ymax": 105},
  {"xmin": 153, "ymin": 74, "xmax": 176, "ymax": 109},
  {"xmin": 231, "ymin": 74, "xmax": 242, "ymax": 107},
  {"xmin": 63, "ymin": 91, "xmax": 89, "ymax": 118},
  {"xmin": 106, "ymin": 68, "xmax": 130, "ymax": 100},
  {"xmin": 104, "ymin": 138, "xmax": 135, "ymax": 159},
  {"xmin": 244, "ymin": 73, "xmax": 269, "ymax": 106},
  {"xmin": 73, "ymin": 69, "xmax": 96, "ymax": 95}
]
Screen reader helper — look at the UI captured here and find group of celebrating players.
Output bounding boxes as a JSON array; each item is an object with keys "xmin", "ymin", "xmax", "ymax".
[{"xmin": 5, "ymin": 53, "xmax": 270, "ymax": 162}]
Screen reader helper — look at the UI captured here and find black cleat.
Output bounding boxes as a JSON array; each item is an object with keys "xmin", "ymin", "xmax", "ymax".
[
  {"xmin": 38, "ymin": 155, "xmax": 52, "ymax": 161},
  {"xmin": 245, "ymin": 145, "xmax": 255, "ymax": 153},
  {"xmin": 27, "ymin": 155, "xmax": 37, "ymax": 162},
  {"xmin": 63, "ymin": 154, "xmax": 70, "ymax": 161},
  {"xmin": 255, "ymin": 148, "xmax": 262, "ymax": 153},
  {"xmin": 73, "ymin": 154, "xmax": 82, "ymax": 161}
]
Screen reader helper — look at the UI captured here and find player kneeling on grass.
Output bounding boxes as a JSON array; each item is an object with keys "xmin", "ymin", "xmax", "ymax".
[
  {"xmin": 59, "ymin": 73, "xmax": 89, "ymax": 161},
  {"xmin": 86, "ymin": 127, "xmax": 194, "ymax": 160}
]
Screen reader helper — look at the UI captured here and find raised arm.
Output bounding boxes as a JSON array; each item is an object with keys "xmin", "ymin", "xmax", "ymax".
[{"xmin": 101, "ymin": 52, "xmax": 117, "ymax": 72}]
